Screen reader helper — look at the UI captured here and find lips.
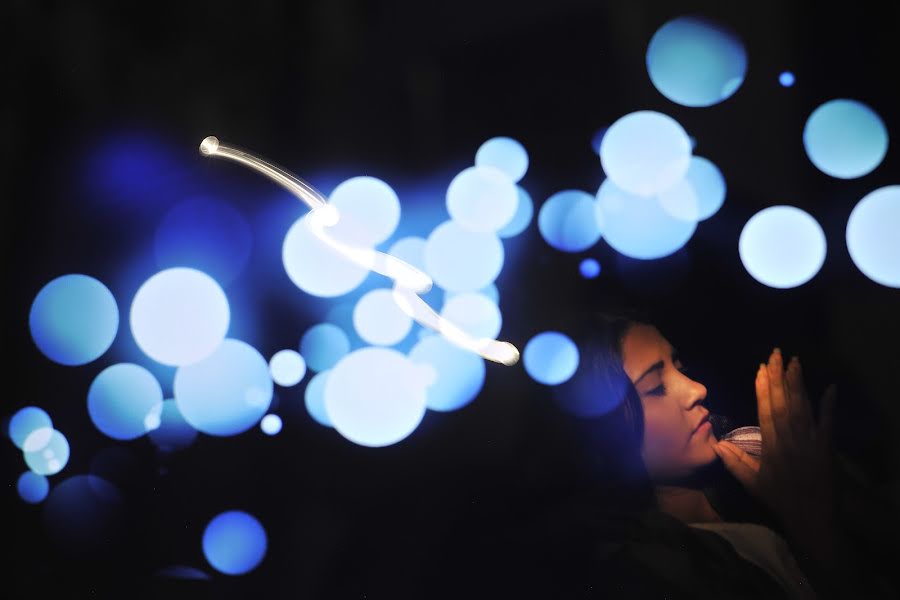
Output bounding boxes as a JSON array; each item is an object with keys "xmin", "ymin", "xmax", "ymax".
[{"xmin": 691, "ymin": 412, "xmax": 711, "ymax": 435}]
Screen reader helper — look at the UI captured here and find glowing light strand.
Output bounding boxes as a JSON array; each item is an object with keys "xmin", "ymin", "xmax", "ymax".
[{"xmin": 200, "ymin": 136, "xmax": 519, "ymax": 366}]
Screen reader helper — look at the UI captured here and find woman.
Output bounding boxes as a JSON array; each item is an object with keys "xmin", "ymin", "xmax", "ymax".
[
  {"xmin": 544, "ymin": 308, "xmax": 893, "ymax": 599},
  {"xmin": 431, "ymin": 308, "xmax": 895, "ymax": 599},
  {"xmin": 588, "ymin": 310, "xmax": 831, "ymax": 598}
]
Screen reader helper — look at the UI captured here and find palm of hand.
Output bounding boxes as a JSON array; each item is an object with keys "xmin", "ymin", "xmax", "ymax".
[{"xmin": 715, "ymin": 348, "xmax": 836, "ymax": 530}]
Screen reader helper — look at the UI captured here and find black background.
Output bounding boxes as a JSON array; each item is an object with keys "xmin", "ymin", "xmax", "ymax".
[{"xmin": 7, "ymin": 1, "xmax": 900, "ymax": 598}]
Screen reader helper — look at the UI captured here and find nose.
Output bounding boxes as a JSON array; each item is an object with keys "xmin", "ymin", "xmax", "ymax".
[{"xmin": 685, "ymin": 378, "xmax": 707, "ymax": 410}]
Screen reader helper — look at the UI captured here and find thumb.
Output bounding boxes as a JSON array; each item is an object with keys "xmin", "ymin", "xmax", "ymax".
[{"xmin": 714, "ymin": 441, "xmax": 760, "ymax": 494}]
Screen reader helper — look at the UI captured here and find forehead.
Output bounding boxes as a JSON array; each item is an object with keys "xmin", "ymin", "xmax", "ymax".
[{"xmin": 621, "ymin": 324, "xmax": 672, "ymax": 380}]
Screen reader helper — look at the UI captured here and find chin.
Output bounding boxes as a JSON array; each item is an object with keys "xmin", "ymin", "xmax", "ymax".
[
  {"xmin": 691, "ymin": 431, "xmax": 719, "ymax": 465},
  {"xmin": 696, "ymin": 446, "xmax": 718, "ymax": 466}
]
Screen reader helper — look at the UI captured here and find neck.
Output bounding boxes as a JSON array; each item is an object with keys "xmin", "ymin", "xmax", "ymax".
[{"xmin": 655, "ymin": 484, "xmax": 722, "ymax": 524}]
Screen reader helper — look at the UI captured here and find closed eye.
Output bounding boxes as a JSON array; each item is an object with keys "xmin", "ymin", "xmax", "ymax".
[{"xmin": 647, "ymin": 358, "xmax": 687, "ymax": 396}]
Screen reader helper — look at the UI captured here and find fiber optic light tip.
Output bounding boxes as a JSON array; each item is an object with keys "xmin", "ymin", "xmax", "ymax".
[
  {"xmin": 200, "ymin": 136, "xmax": 220, "ymax": 155},
  {"xmin": 495, "ymin": 342, "xmax": 520, "ymax": 366}
]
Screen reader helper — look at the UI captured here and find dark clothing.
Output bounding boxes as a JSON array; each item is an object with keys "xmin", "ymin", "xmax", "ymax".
[{"xmin": 425, "ymin": 485, "xmax": 791, "ymax": 599}]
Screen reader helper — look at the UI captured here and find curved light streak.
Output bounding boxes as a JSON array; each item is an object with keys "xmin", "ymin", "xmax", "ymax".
[{"xmin": 199, "ymin": 136, "xmax": 519, "ymax": 366}]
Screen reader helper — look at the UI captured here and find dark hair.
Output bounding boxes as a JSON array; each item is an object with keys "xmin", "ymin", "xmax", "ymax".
[
  {"xmin": 548, "ymin": 306, "xmax": 657, "ymax": 511},
  {"xmin": 428, "ymin": 307, "xmax": 785, "ymax": 598},
  {"xmin": 547, "ymin": 306, "xmax": 773, "ymax": 525}
]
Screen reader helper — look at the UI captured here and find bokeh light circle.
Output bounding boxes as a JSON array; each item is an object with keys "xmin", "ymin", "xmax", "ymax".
[
  {"xmin": 523, "ymin": 332, "xmax": 580, "ymax": 386},
  {"xmin": 538, "ymin": 190, "xmax": 602, "ymax": 252},
  {"xmin": 23, "ymin": 429, "xmax": 69, "ymax": 477},
  {"xmin": 260, "ymin": 414, "xmax": 283, "ymax": 435},
  {"xmin": 409, "ymin": 335, "xmax": 485, "ymax": 412},
  {"xmin": 846, "ymin": 186, "xmax": 900, "ymax": 288},
  {"xmin": 29, "ymin": 274, "xmax": 119, "ymax": 366},
  {"xmin": 475, "ymin": 136, "xmax": 529, "ymax": 183},
  {"xmin": 353, "ymin": 289, "xmax": 414, "ymax": 346},
  {"xmin": 388, "ymin": 236, "xmax": 427, "ymax": 270},
  {"xmin": 203, "ymin": 510, "xmax": 267, "ymax": 576},
  {"xmin": 554, "ymin": 355, "xmax": 634, "ymax": 417},
  {"xmin": 43, "ymin": 475, "xmax": 124, "ymax": 555},
  {"xmin": 283, "ymin": 214, "xmax": 370, "ymax": 298},
  {"xmin": 88, "ymin": 363, "xmax": 164, "ymax": 440},
  {"xmin": 658, "ymin": 156, "xmax": 727, "ymax": 222},
  {"xmin": 447, "ymin": 166, "xmax": 519, "ymax": 233},
  {"xmin": 304, "ymin": 370, "xmax": 333, "ymax": 427},
  {"xmin": 599, "ymin": 111, "xmax": 693, "ymax": 197},
  {"xmin": 131, "ymin": 268, "xmax": 230, "ymax": 367},
  {"xmin": 22, "ymin": 427, "xmax": 53, "ymax": 452},
  {"xmin": 9, "ymin": 406, "xmax": 52, "ymax": 450},
  {"xmin": 497, "ymin": 186, "xmax": 534, "ymax": 238},
  {"xmin": 23, "ymin": 428, "xmax": 70, "ymax": 476},
  {"xmin": 325, "ymin": 348, "xmax": 427, "ymax": 447},
  {"xmin": 739, "ymin": 205, "xmax": 826, "ymax": 289},
  {"xmin": 174, "ymin": 339, "xmax": 274, "ymax": 436},
  {"xmin": 803, "ymin": 99, "xmax": 888, "ymax": 179},
  {"xmin": 269, "ymin": 349, "xmax": 307, "ymax": 387},
  {"xmin": 439, "ymin": 292, "xmax": 502, "ymax": 340},
  {"xmin": 444, "ymin": 283, "xmax": 500, "ymax": 309},
  {"xmin": 579, "ymin": 258, "xmax": 601, "ymax": 279},
  {"xmin": 148, "ymin": 399, "xmax": 198, "ymax": 452},
  {"xmin": 646, "ymin": 15, "xmax": 747, "ymax": 107},
  {"xmin": 779, "ymin": 71, "xmax": 795, "ymax": 87},
  {"xmin": 17, "ymin": 471, "xmax": 50, "ymax": 504},
  {"xmin": 424, "ymin": 220, "xmax": 504, "ymax": 293},
  {"xmin": 595, "ymin": 179, "xmax": 696, "ymax": 259},
  {"xmin": 300, "ymin": 323, "xmax": 352, "ymax": 372},
  {"xmin": 328, "ymin": 176, "xmax": 401, "ymax": 247}
]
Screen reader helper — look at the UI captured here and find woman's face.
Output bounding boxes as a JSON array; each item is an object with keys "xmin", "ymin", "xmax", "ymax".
[{"xmin": 621, "ymin": 323, "xmax": 717, "ymax": 481}]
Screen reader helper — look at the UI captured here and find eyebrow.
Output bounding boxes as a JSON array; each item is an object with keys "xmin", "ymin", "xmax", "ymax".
[{"xmin": 634, "ymin": 347, "xmax": 678, "ymax": 385}]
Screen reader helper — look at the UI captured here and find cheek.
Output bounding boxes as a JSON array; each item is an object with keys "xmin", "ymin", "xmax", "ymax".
[
  {"xmin": 641, "ymin": 402, "xmax": 717, "ymax": 475},
  {"xmin": 640, "ymin": 403, "xmax": 688, "ymax": 466}
]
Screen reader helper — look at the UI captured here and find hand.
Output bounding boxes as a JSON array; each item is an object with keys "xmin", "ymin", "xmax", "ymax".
[{"xmin": 714, "ymin": 348, "xmax": 837, "ymax": 538}]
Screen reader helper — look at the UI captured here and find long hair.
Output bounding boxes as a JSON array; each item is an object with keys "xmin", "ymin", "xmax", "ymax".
[
  {"xmin": 547, "ymin": 305, "xmax": 772, "ymax": 525},
  {"xmin": 428, "ymin": 307, "xmax": 788, "ymax": 598},
  {"xmin": 550, "ymin": 307, "xmax": 656, "ymax": 510}
]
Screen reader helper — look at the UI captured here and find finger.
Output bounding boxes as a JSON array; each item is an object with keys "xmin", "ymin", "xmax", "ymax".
[
  {"xmin": 756, "ymin": 363, "xmax": 777, "ymax": 455},
  {"xmin": 817, "ymin": 384, "xmax": 837, "ymax": 447},
  {"xmin": 785, "ymin": 356, "xmax": 813, "ymax": 436},
  {"xmin": 718, "ymin": 440, "xmax": 761, "ymax": 473},
  {"xmin": 766, "ymin": 348, "xmax": 793, "ymax": 443},
  {"xmin": 714, "ymin": 442, "xmax": 759, "ymax": 493}
]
